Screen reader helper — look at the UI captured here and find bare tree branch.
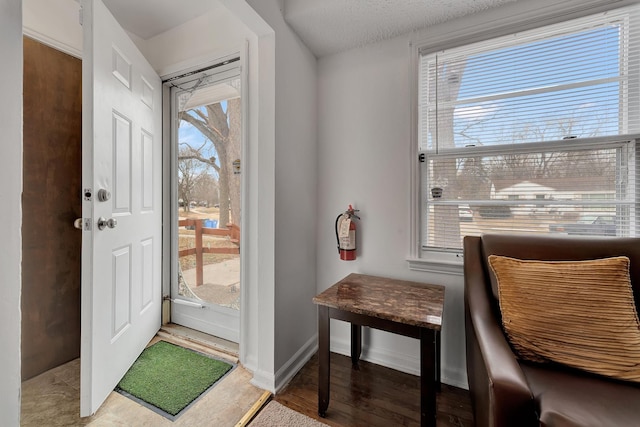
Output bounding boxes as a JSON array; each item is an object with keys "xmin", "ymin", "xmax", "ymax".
[{"xmin": 180, "ymin": 111, "xmax": 225, "ymax": 142}]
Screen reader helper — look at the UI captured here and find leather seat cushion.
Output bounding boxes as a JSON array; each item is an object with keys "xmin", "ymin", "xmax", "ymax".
[{"xmin": 522, "ymin": 363, "xmax": 640, "ymax": 427}]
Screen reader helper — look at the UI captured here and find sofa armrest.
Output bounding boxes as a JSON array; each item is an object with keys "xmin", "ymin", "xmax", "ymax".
[{"xmin": 463, "ymin": 236, "xmax": 536, "ymax": 427}]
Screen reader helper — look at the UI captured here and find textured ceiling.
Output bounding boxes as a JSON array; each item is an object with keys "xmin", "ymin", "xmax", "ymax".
[
  {"xmin": 283, "ymin": 0, "xmax": 523, "ymax": 57},
  {"xmin": 101, "ymin": 0, "xmax": 526, "ymax": 55}
]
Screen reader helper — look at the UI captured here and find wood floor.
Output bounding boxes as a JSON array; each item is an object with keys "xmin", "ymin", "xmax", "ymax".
[
  {"xmin": 21, "ymin": 331, "xmax": 473, "ymax": 426},
  {"xmin": 274, "ymin": 352, "xmax": 474, "ymax": 427}
]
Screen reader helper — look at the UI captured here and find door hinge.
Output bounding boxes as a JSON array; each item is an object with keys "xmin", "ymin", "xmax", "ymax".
[
  {"xmin": 79, "ymin": 7, "xmax": 83, "ymax": 26},
  {"xmin": 418, "ymin": 153, "xmax": 425, "ymax": 163}
]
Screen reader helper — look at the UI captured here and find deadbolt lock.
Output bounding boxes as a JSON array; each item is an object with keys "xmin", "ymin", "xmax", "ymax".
[{"xmin": 97, "ymin": 189, "xmax": 111, "ymax": 202}]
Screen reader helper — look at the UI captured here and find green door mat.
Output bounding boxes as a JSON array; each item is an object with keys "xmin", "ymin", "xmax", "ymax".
[{"xmin": 116, "ymin": 340, "xmax": 233, "ymax": 418}]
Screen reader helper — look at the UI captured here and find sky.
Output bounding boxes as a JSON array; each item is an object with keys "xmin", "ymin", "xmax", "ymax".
[
  {"xmin": 178, "ymin": 99, "xmax": 229, "ymax": 179},
  {"xmin": 427, "ymin": 20, "xmax": 625, "ymax": 149}
]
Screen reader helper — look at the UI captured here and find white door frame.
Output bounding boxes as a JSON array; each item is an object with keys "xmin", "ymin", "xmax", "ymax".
[{"xmin": 163, "ymin": 50, "xmax": 247, "ymax": 344}]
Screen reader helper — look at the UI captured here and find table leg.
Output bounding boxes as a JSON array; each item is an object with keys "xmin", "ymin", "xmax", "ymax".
[
  {"xmin": 435, "ymin": 330, "xmax": 441, "ymax": 392},
  {"xmin": 351, "ymin": 324, "xmax": 362, "ymax": 369},
  {"xmin": 318, "ymin": 305, "xmax": 330, "ymax": 418},
  {"xmin": 420, "ymin": 328, "xmax": 436, "ymax": 427}
]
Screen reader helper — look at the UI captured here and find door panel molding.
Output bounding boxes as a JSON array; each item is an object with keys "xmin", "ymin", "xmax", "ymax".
[{"xmin": 80, "ymin": 0, "xmax": 162, "ymax": 416}]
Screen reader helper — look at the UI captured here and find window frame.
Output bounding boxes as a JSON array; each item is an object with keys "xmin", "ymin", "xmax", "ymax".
[{"xmin": 408, "ymin": 4, "xmax": 640, "ymax": 273}]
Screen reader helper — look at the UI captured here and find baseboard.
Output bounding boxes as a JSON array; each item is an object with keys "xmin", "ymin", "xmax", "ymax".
[
  {"xmin": 442, "ymin": 367, "xmax": 468, "ymax": 390},
  {"xmin": 248, "ymin": 334, "xmax": 318, "ymax": 393},
  {"xmin": 274, "ymin": 334, "xmax": 318, "ymax": 393},
  {"xmin": 250, "ymin": 369, "xmax": 276, "ymax": 393},
  {"xmin": 331, "ymin": 336, "xmax": 468, "ymax": 390},
  {"xmin": 249, "ymin": 333, "xmax": 469, "ymax": 393}
]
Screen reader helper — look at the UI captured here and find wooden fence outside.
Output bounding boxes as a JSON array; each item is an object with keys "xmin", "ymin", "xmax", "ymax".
[{"xmin": 178, "ymin": 219, "xmax": 240, "ymax": 287}]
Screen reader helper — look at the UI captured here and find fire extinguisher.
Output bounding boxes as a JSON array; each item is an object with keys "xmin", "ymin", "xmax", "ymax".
[{"xmin": 335, "ymin": 205, "xmax": 360, "ymax": 261}]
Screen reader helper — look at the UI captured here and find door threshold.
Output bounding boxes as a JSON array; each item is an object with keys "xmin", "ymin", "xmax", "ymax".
[{"xmin": 159, "ymin": 323, "xmax": 239, "ymax": 362}]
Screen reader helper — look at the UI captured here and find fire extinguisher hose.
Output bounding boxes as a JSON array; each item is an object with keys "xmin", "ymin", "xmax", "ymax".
[{"xmin": 335, "ymin": 214, "xmax": 343, "ymax": 254}]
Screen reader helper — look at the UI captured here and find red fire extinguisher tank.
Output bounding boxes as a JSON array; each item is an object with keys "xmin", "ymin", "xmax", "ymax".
[{"xmin": 335, "ymin": 205, "xmax": 359, "ymax": 261}]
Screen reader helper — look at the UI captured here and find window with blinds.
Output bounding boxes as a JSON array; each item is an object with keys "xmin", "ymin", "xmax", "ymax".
[{"xmin": 418, "ymin": 5, "xmax": 640, "ymax": 252}]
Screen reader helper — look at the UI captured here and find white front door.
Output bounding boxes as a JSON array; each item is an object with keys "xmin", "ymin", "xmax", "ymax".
[{"xmin": 80, "ymin": 0, "xmax": 162, "ymax": 416}]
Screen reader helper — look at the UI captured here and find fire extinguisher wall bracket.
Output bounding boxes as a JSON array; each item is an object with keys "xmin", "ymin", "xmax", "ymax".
[{"xmin": 335, "ymin": 205, "xmax": 359, "ymax": 261}]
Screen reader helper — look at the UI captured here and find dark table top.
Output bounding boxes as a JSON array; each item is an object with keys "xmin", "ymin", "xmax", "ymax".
[{"xmin": 313, "ymin": 273, "xmax": 445, "ymax": 330}]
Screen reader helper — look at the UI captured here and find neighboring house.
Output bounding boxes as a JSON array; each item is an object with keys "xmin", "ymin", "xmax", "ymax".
[
  {"xmin": 492, "ymin": 180, "xmax": 558, "ymax": 201},
  {"xmin": 492, "ymin": 178, "xmax": 616, "ymax": 214}
]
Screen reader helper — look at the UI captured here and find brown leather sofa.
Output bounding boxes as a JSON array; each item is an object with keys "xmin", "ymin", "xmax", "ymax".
[{"xmin": 464, "ymin": 234, "xmax": 640, "ymax": 427}]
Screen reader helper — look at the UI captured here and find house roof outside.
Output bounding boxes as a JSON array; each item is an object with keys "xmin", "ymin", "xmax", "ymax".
[{"xmin": 492, "ymin": 177, "xmax": 615, "ymax": 194}]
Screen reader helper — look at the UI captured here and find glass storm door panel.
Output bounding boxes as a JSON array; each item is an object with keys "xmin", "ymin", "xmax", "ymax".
[{"xmin": 170, "ymin": 70, "xmax": 242, "ymax": 343}]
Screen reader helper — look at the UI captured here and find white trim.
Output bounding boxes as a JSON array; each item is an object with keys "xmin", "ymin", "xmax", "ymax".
[
  {"xmin": 250, "ymin": 368, "xmax": 275, "ymax": 393},
  {"xmin": 331, "ymin": 336, "xmax": 468, "ymax": 390},
  {"xmin": 161, "ymin": 84, "xmax": 171, "ymax": 318},
  {"xmin": 158, "ymin": 48, "xmax": 241, "ymax": 81},
  {"xmin": 23, "ymin": 27, "xmax": 83, "ymax": 59},
  {"xmin": 168, "ymin": 78, "xmax": 180, "ymax": 324},
  {"xmin": 167, "ymin": 52, "xmax": 244, "ymax": 343},
  {"xmin": 412, "ymin": 0, "xmax": 631, "ymax": 56},
  {"xmin": 407, "ymin": 257, "xmax": 464, "ymax": 276},
  {"xmin": 238, "ymin": 38, "xmax": 251, "ymax": 375},
  {"xmin": 79, "ymin": 0, "xmax": 95, "ymax": 414},
  {"xmin": 252, "ymin": 30, "xmax": 276, "ymax": 395},
  {"xmin": 422, "ymin": 136, "xmax": 638, "ymax": 158},
  {"xmin": 1, "ymin": 0, "xmax": 22, "ymax": 422},
  {"xmin": 408, "ymin": 40, "xmax": 421, "ymax": 260},
  {"xmin": 274, "ymin": 335, "xmax": 318, "ymax": 393}
]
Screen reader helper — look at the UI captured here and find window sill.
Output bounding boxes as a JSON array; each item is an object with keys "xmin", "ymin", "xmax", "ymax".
[{"xmin": 407, "ymin": 256, "xmax": 464, "ymax": 276}]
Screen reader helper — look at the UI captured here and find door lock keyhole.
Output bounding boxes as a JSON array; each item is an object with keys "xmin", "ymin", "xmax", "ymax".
[{"xmin": 97, "ymin": 189, "xmax": 111, "ymax": 202}]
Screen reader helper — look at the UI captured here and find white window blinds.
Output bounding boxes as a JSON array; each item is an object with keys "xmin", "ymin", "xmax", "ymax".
[{"xmin": 418, "ymin": 6, "xmax": 640, "ymax": 251}]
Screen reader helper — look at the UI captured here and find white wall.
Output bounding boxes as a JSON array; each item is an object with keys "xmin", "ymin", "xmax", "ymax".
[
  {"xmin": 22, "ymin": 0, "xmax": 82, "ymax": 57},
  {"xmin": 316, "ymin": 34, "xmax": 468, "ymax": 387},
  {"xmin": 139, "ymin": 2, "xmax": 253, "ymax": 76},
  {"xmin": 246, "ymin": 0, "xmax": 318, "ymax": 390},
  {"xmin": 0, "ymin": 0, "xmax": 22, "ymax": 424},
  {"xmin": 315, "ymin": 0, "xmax": 638, "ymax": 389}
]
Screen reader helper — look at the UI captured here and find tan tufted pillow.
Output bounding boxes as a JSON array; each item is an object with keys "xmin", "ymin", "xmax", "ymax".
[{"xmin": 488, "ymin": 255, "xmax": 640, "ymax": 383}]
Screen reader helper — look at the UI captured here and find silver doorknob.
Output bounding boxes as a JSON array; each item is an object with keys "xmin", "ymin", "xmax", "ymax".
[
  {"xmin": 97, "ymin": 217, "xmax": 117, "ymax": 230},
  {"xmin": 73, "ymin": 218, "xmax": 83, "ymax": 230}
]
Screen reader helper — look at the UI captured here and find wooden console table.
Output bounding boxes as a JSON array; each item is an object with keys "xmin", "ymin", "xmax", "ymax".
[{"xmin": 313, "ymin": 273, "xmax": 445, "ymax": 427}]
